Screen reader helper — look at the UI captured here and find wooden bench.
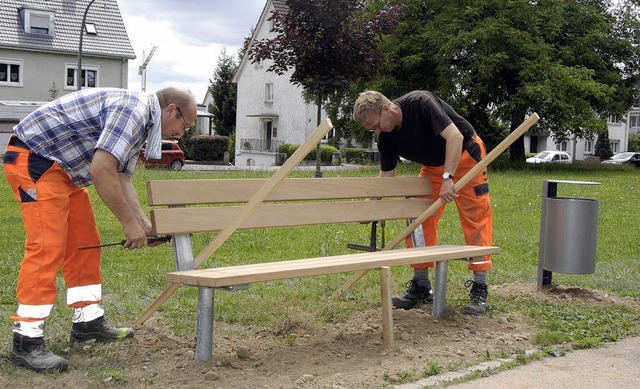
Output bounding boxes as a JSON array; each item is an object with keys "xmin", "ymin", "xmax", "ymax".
[{"xmin": 148, "ymin": 177, "xmax": 500, "ymax": 361}]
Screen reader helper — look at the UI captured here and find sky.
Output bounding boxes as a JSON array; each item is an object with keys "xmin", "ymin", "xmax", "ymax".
[{"xmin": 117, "ymin": 0, "xmax": 266, "ymax": 103}]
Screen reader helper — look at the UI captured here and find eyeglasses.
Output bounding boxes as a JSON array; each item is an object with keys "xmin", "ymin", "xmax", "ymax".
[
  {"xmin": 176, "ymin": 106, "xmax": 190, "ymax": 130},
  {"xmin": 368, "ymin": 109, "xmax": 382, "ymax": 132}
]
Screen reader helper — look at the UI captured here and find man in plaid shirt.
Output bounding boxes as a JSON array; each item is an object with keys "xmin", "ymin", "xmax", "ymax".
[{"xmin": 3, "ymin": 87, "xmax": 196, "ymax": 372}]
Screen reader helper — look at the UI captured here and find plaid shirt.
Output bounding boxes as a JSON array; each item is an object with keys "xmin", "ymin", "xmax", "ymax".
[{"xmin": 13, "ymin": 88, "xmax": 161, "ymax": 187}]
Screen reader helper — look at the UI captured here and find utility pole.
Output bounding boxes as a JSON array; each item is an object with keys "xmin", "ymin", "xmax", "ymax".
[
  {"xmin": 77, "ymin": 0, "xmax": 97, "ymax": 91},
  {"xmin": 139, "ymin": 46, "xmax": 157, "ymax": 92}
]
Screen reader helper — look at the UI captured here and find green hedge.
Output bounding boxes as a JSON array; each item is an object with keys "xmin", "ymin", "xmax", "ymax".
[
  {"xmin": 345, "ymin": 148, "xmax": 368, "ymax": 164},
  {"xmin": 187, "ymin": 135, "xmax": 229, "ymax": 161},
  {"xmin": 279, "ymin": 143, "xmax": 339, "ymax": 163}
]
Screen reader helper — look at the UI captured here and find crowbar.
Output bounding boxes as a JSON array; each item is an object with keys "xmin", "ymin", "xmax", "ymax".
[{"xmin": 79, "ymin": 235, "xmax": 172, "ymax": 250}]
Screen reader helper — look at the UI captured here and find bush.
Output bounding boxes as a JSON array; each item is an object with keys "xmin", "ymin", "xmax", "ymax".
[
  {"xmin": 345, "ymin": 148, "xmax": 368, "ymax": 164},
  {"xmin": 177, "ymin": 127, "xmax": 199, "ymax": 159},
  {"xmin": 628, "ymin": 134, "xmax": 639, "ymax": 152},
  {"xmin": 188, "ymin": 135, "xmax": 229, "ymax": 161},
  {"xmin": 279, "ymin": 144, "xmax": 339, "ymax": 163},
  {"xmin": 278, "ymin": 144, "xmax": 295, "ymax": 156}
]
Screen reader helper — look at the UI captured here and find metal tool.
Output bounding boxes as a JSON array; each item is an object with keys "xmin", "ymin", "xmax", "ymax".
[{"xmin": 79, "ymin": 235, "xmax": 172, "ymax": 250}]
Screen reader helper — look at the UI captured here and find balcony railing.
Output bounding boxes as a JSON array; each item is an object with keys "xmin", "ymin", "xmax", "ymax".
[{"xmin": 240, "ymin": 138, "xmax": 284, "ymax": 153}]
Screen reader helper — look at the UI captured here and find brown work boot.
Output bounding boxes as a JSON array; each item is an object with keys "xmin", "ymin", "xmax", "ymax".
[
  {"xmin": 10, "ymin": 333, "xmax": 68, "ymax": 373},
  {"xmin": 70, "ymin": 316, "xmax": 134, "ymax": 343}
]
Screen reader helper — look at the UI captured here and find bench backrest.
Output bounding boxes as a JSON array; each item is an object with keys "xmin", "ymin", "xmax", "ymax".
[{"xmin": 148, "ymin": 177, "xmax": 434, "ymax": 235}]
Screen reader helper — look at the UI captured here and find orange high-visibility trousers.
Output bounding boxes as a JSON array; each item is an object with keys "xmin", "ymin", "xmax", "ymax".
[
  {"xmin": 3, "ymin": 138, "xmax": 102, "ymax": 323},
  {"xmin": 405, "ymin": 135, "xmax": 493, "ymax": 272}
]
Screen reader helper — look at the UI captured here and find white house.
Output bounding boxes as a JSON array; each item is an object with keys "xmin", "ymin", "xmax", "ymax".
[
  {"xmin": 0, "ymin": 0, "xmax": 135, "ymax": 152},
  {"xmin": 233, "ymin": 0, "xmax": 332, "ymax": 167}
]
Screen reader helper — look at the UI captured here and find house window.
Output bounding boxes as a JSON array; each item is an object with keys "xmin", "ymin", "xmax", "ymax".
[
  {"xmin": 609, "ymin": 114, "xmax": 620, "ymax": 124},
  {"xmin": 265, "ymin": 83, "xmax": 274, "ymax": 102},
  {"xmin": 610, "ymin": 141, "xmax": 619, "ymax": 154},
  {"xmin": 0, "ymin": 59, "xmax": 23, "ymax": 86},
  {"xmin": 323, "ymin": 128, "xmax": 336, "ymax": 141},
  {"xmin": 65, "ymin": 65, "xmax": 99, "ymax": 89},
  {"xmin": 272, "ymin": 127, "xmax": 278, "ymax": 138},
  {"xmin": 630, "ymin": 114, "xmax": 639, "ymax": 129},
  {"xmin": 556, "ymin": 141, "xmax": 568, "ymax": 151},
  {"xmin": 19, "ymin": 8, "xmax": 55, "ymax": 36},
  {"xmin": 584, "ymin": 139, "xmax": 593, "ymax": 153},
  {"xmin": 84, "ymin": 22, "xmax": 97, "ymax": 35}
]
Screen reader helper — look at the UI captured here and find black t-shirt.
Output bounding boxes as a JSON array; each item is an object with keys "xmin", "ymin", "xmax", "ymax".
[{"xmin": 378, "ymin": 91, "xmax": 476, "ymax": 171}]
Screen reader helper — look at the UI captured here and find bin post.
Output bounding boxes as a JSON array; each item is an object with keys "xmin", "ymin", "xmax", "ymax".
[{"xmin": 537, "ymin": 180, "xmax": 600, "ymax": 290}]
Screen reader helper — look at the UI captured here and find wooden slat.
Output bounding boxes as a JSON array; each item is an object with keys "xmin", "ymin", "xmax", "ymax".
[
  {"xmin": 151, "ymin": 198, "xmax": 433, "ymax": 235},
  {"xmin": 147, "ymin": 177, "xmax": 432, "ymax": 206},
  {"xmin": 166, "ymin": 245, "xmax": 500, "ymax": 288}
]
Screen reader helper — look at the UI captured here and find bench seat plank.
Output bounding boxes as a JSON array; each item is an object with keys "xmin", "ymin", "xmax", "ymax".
[
  {"xmin": 147, "ymin": 177, "xmax": 432, "ymax": 206},
  {"xmin": 167, "ymin": 245, "xmax": 500, "ymax": 288},
  {"xmin": 152, "ymin": 198, "xmax": 433, "ymax": 235}
]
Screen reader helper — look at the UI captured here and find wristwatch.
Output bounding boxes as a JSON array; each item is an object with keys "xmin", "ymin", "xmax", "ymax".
[{"xmin": 442, "ymin": 172, "xmax": 454, "ymax": 180}]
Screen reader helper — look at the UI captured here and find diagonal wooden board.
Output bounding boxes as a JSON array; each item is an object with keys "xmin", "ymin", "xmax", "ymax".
[
  {"xmin": 134, "ymin": 118, "xmax": 334, "ymax": 325},
  {"xmin": 333, "ymin": 113, "xmax": 540, "ymax": 298}
]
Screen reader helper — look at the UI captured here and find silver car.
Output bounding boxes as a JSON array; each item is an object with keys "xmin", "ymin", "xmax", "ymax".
[{"xmin": 601, "ymin": 152, "xmax": 640, "ymax": 167}]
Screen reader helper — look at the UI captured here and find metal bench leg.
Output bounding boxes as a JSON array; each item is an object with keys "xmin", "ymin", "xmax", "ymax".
[
  {"xmin": 195, "ymin": 287, "xmax": 215, "ymax": 361},
  {"xmin": 432, "ymin": 261, "xmax": 448, "ymax": 318},
  {"xmin": 170, "ymin": 206, "xmax": 195, "ymax": 272},
  {"xmin": 380, "ymin": 266, "xmax": 394, "ymax": 348}
]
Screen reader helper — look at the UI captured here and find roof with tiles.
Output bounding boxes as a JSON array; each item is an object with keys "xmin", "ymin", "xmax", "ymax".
[
  {"xmin": 271, "ymin": 0, "xmax": 288, "ymax": 14},
  {"xmin": 0, "ymin": 0, "xmax": 135, "ymax": 59}
]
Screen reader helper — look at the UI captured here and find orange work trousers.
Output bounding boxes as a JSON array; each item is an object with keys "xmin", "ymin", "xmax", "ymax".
[
  {"xmin": 405, "ymin": 135, "xmax": 493, "ymax": 272},
  {"xmin": 3, "ymin": 137, "xmax": 102, "ymax": 322}
]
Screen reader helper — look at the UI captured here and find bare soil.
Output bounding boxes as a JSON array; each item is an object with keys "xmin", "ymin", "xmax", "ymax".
[{"xmin": 2, "ymin": 283, "xmax": 635, "ymax": 389}]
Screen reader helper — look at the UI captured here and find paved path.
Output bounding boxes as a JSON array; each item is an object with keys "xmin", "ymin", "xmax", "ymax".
[{"xmin": 397, "ymin": 337, "xmax": 640, "ymax": 389}]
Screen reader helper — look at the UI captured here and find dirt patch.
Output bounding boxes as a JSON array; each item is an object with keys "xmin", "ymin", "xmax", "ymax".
[{"xmin": 2, "ymin": 283, "xmax": 636, "ymax": 388}]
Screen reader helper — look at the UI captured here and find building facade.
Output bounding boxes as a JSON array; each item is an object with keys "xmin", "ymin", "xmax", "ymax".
[
  {"xmin": 233, "ymin": 0, "xmax": 331, "ymax": 167},
  {"xmin": 0, "ymin": 0, "xmax": 135, "ymax": 151}
]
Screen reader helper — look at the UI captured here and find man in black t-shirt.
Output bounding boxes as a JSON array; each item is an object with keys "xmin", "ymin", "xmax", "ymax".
[{"xmin": 353, "ymin": 90, "xmax": 492, "ymax": 316}]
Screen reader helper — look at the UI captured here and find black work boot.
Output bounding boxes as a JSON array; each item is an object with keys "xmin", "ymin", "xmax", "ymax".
[
  {"xmin": 10, "ymin": 333, "xmax": 68, "ymax": 372},
  {"xmin": 70, "ymin": 316, "xmax": 134, "ymax": 343},
  {"xmin": 463, "ymin": 280, "xmax": 488, "ymax": 316},
  {"xmin": 392, "ymin": 278, "xmax": 433, "ymax": 310}
]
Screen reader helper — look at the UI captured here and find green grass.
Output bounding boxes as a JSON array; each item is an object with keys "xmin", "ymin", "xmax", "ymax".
[{"xmin": 0, "ymin": 161, "xmax": 639, "ymax": 372}]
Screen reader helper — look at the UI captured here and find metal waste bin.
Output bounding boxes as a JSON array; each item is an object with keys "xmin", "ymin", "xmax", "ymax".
[{"xmin": 537, "ymin": 180, "xmax": 601, "ymax": 289}]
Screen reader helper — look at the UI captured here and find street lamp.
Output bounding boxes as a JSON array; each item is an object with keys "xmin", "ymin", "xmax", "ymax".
[{"xmin": 77, "ymin": 0, "xmax": 97, "ymax": 91}]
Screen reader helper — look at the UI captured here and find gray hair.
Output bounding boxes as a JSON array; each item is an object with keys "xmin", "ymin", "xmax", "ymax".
[
  {"xmin": 353, "ymin": 91, "xmax": 391, "ymax": 125},
  {"xmin": 155, "ymin": 87, "xmax": 196, "ymax": 112}
]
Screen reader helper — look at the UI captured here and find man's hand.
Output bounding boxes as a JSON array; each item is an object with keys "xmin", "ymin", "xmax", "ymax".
[
  {"xmin": 122, "ymin": 220, "xmax": 147, "ymax": 249},
  {"xmin": 440, "ymin": 179, "xmax": 458, "ymax": 203}
]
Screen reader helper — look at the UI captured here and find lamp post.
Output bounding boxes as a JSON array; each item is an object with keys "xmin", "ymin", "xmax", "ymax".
[{"xmin": 77, "ymin": 0, "xmax": 97, "ymax": 91}]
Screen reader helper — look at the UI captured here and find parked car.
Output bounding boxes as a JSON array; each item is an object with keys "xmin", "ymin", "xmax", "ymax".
[
  {"xmin": 601, "ymin": 151, "xmax": 640, "ymax": 167},
  {"xmin": 139, "ymin": 140, "xmax": 185, "ymax": 170},
  {"xmin": 526, "ymin": 151, "xmax": 572, "ymax": 164}
]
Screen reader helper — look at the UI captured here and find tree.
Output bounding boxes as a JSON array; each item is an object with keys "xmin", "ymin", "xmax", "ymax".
[
  {"xmin": 208, "ymin": 49, "xmax": 238, "ymax": 137},
  {"xmin": 373, "ymin": 0, "xmax": 640, "ymax": 161},
  {"xmin": 249, "ymin": 0, "xmax": 404, "ymax": 175},
  {"xmin": 594, "ymin": 130, "xmax": 613, "ymax": 160}
]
